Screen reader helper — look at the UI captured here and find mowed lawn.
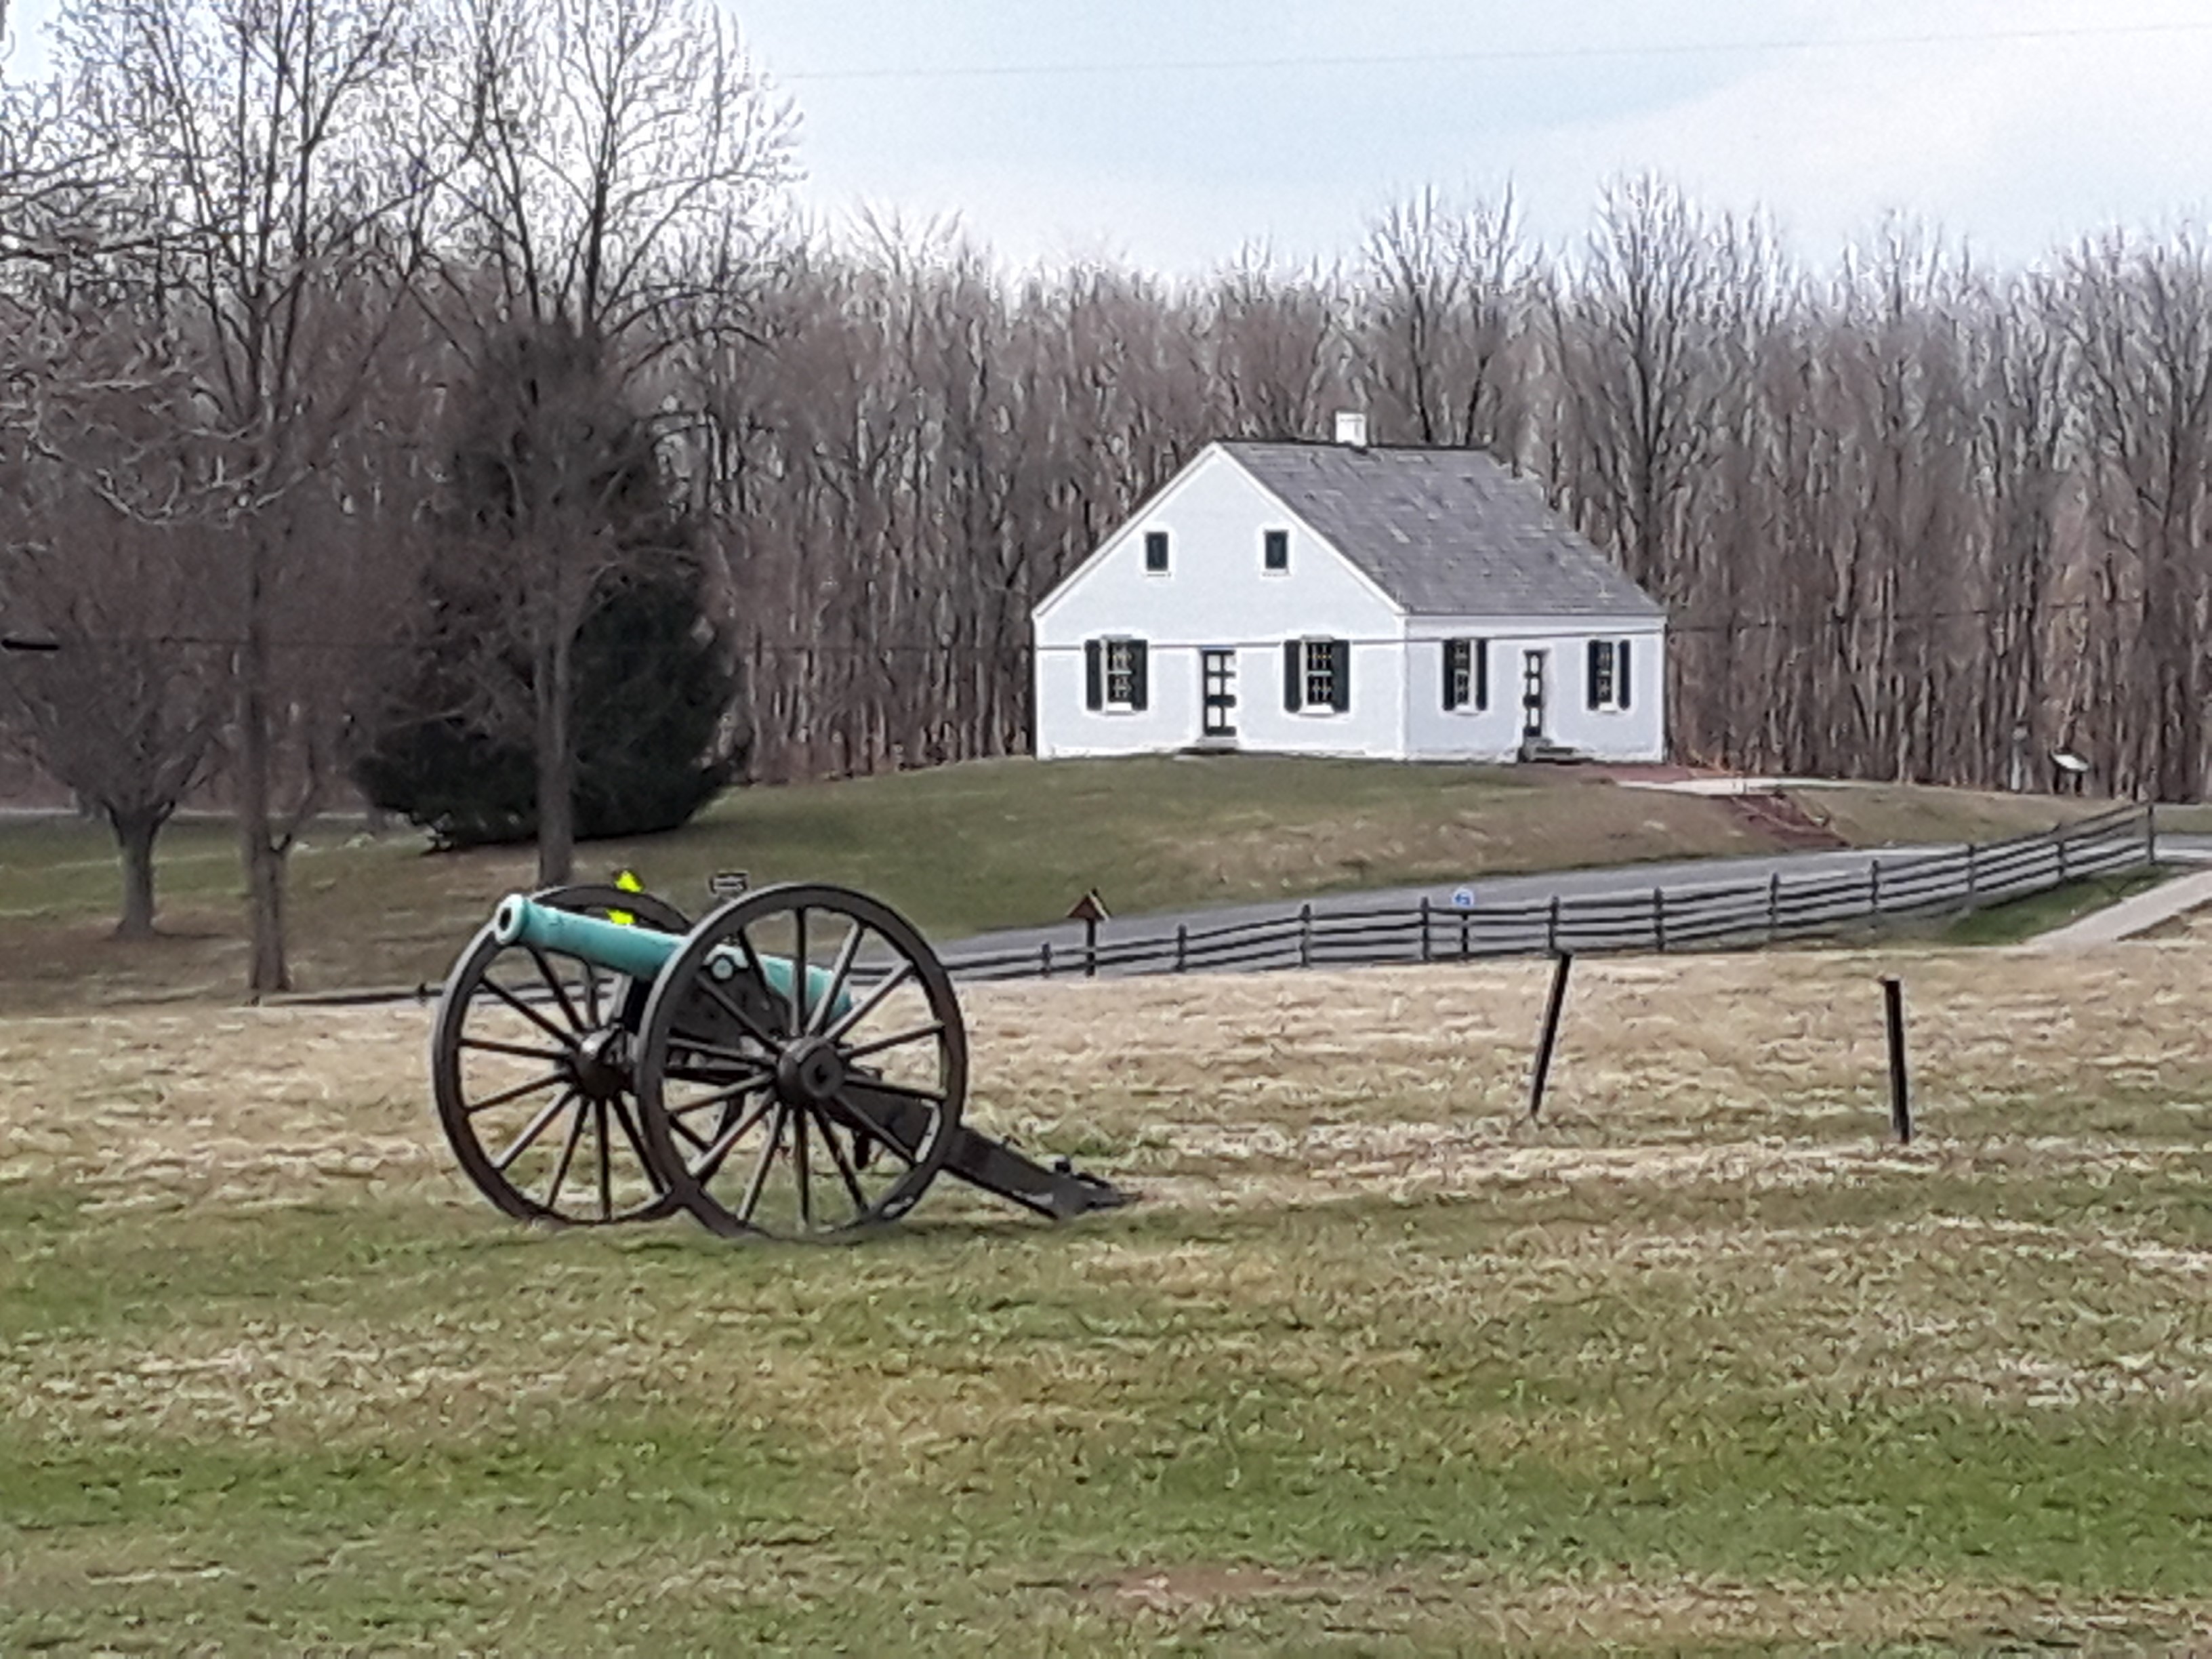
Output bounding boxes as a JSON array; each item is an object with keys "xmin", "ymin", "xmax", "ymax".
[
  {"xmin": 0, "ymin": 756, "xmax": 2104, "ymax": 1009},
  {"xmin": 3, "ymin": 941, "xmax": 2208, "ymax": 1652}
]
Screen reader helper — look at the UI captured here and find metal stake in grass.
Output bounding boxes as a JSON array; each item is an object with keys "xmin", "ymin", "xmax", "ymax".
[
  {"xmin": 1528, "ymin": 951, "xmax": 1574, "ymax": 1121},
  {"xmin": 1883, "ymin": 975, "xmax": 1912, "ymax": 1143}
]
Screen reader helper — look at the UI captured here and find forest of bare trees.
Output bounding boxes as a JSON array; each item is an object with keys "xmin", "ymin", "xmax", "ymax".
[{"xmin": 6, "ymin": 0, "xmax": 2212, "ymax": 987}]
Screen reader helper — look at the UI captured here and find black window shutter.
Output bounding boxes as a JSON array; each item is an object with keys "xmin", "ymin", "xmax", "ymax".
[
  {"xmin": 1130, "ymin": 640, "xmax": 1148, "ymax": 710},
  {"xmin": 1441, "ymin": 639, "xmax": 1460, "ymax": 710},
  {"xmin": 1284, "ymin": 640, "xmax": 1302, "ymax": 711},
  {"xmin": 1475, "ymin": 638, "xmax": 1490, "ymax": 712},
  {"xmin": 1586, "ymin": 640, "xmax": 1603, "ymax": 710},
  {"xmin": 1331, "ymin": 640, "xmax": 1350, "ymax": 712},
  {"xmin": 1086, "ymin": 640, "xmax": 1103, "ymax": 711},
  {"xmin": 1617, "ymin": 639, "xmax": 1632, "ymax": 710}
]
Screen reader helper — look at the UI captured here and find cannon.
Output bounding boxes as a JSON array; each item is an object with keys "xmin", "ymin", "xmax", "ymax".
[{"xmin": 430, "ymin": 880, "xmax": 1129, "ymax": 1240}]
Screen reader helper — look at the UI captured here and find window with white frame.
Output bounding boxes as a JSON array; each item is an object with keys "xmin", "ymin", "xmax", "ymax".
[
  {"xmin": 1305, "ymin": 640, "xmax": 1335, "ymax": 708},
  {"xmin": 1143, "ymin": 529, "xmax": 1170, "ymax": 573},
  {"xmin": 1084, "ymin": 637, "xmax": 1149, "ymax": 711},
  {"xmin": 1585, "ymin": 638, "xmax": 1633, "ymax": 711},
  {"xmin": 1263, "ymin": 528, "xmax": 1289, "ymax": 571},
  {"xmin": 1442, "ymin": 638, "xmax": 1489, "ymax": 712},
  {"xmin": 1107, "ymin": 640, "xmax": 1140, "ymax": 705},
  {"xmin": 1284, "ymin": 638, "xmax": 1348, "ymax": 712}
]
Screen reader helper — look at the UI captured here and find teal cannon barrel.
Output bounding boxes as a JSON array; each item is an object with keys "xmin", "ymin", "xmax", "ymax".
[{"xmin": 491, "ymin": 894, "xmax": 853, "ymax": 1021}]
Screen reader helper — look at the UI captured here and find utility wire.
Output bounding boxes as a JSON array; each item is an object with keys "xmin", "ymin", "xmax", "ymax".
[
  {"xmin": 776, "ymin": 20, "xmax": 2212, "ymax": 85},
  {"xmin": 1, "ymin": 594, "xmax": 2142, "ymax": 655}
]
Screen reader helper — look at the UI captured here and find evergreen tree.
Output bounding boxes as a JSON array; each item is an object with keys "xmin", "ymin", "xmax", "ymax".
[{"xmin": 354, "ymin": 325, "xmax": 744, "ymax": 849}]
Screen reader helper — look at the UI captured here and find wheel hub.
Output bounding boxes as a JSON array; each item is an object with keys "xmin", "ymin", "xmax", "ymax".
[
  {"xmin": 775, "ymin": 1035, "xmax": 846, "ymax": 1106},
  {"xmin": 569, "ymin": 1029, "xmax": 630, "ymax": 1102}
]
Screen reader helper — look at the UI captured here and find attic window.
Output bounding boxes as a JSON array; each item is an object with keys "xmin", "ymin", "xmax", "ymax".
[
  {"xmin": 1144, "ymin": 530, "xmax": 1170, "ymax": 573},
  {"xmin": 1263, "ymin": 529, "xmax": 1288, "ymax": 571}
]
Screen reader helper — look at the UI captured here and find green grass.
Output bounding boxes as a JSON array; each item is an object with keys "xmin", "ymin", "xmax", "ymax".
[
  {"xmin": 4, "ymin": 1170, "xmax": 2208, "ymax": 1655},
  {"xmin": 0, "ymin": 758, "xmax": 2094, "ymax": 1008},
  {"xmin": 1936, "ymin": 869, "xmax": 2173, "ymax": 946}
]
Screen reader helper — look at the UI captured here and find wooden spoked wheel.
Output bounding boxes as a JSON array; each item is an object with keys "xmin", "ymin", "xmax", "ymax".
[
  {"xmin": 632, "ymin": 883, "xmax": 967, "ymax": 1241},
  {"xmin": 430, "ymin": 882, "xmax": 691, "ymax": 1225}
]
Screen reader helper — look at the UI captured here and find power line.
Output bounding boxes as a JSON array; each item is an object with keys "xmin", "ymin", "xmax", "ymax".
[
  {"xmin": 776, "ymin": 20, "xmax": 2212, "ymax": 85},
  {"xmin": 5, "ymin": 594, "xmax": 2140, "ymax": 655}
]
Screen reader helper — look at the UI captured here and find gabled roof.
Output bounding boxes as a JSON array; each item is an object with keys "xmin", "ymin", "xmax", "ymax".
[{"xmin": 1220, "ymin": 441, "xmax": 1664, "ymax": 621}]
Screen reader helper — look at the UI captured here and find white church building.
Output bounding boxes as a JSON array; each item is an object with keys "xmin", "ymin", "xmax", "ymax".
[{"xmin": 1030, "ymin": 419, "xmax": 1668, "ymax": 763}]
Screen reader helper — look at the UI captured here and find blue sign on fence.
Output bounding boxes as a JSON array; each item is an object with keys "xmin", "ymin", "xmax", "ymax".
[{"xmin": 1450, "ymin": 886, "xmax": 1476, "ymax": 912}]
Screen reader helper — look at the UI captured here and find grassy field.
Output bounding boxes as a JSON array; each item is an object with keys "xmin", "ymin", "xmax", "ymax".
[
  {"xmin": 3, "ymin": 937, "xmax": 2208, "ymax": 1652},
  {"xmin": 0, "ymin": 758, "xmax": 2104, "ymax": 1009}
]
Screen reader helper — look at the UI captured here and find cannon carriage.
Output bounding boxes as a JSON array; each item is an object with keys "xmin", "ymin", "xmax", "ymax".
[{"xmin": 432, "ymin": 880, "xmax": 1127, "ymax": 1240}]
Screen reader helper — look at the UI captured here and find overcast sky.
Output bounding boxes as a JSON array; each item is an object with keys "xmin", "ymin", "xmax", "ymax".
[{"xmin": 9, "ymin": 0, "xmax": 2212, "ymax": 276}]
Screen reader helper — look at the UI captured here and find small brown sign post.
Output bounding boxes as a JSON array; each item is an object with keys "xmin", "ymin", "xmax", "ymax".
[{"xmin": 1067, "ymin": 889, "xmax": 1111, "ymax": 978}]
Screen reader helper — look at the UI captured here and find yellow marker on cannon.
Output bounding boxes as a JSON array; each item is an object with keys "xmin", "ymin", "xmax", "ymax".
[{"xmin": 610, "ymin": 867, "xmax": 643, "ymax": 926}]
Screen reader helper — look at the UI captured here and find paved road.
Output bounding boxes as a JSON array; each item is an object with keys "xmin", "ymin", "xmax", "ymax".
[{"xmin": 930, "ymin": 840, "xmax": 1963, "ymax": 975}]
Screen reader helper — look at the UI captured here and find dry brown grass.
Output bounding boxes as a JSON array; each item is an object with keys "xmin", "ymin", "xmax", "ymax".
[
  {"xmin": 9, "ymin": 934, "xmax": 2207, "ymax": 1212},
  {"xmin": 1099, "ymin": 1563, "xmax": 2210, "ymax": 1652}
]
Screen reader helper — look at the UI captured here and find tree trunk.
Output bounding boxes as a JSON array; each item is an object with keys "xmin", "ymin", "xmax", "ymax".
[
  {"xmin": 237, "ymin": 559, "xmax": 291, "ymax": 994},
  {"xmin": 108, "ymin": 804, "xmax": 163, "ymax": 939},
  {"xmin": 536, "ymin": 625, "xmax": 577, "ymax": 886}
]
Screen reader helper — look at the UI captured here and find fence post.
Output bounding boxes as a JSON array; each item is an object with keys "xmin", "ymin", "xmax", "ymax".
[
  {"xmin": 1419, "ymin": 897, "xmax": 1432, "ymax": 963},
  {"xmin": 1882, "ymin": 977, "xmax": 1912, "ymax": 1143},
  {"xmin": 2146, "ymin": 802, "xmax": 2158, "ymax": 866},
  {"xmin": 1040, "ymin": 941, "xmax": 1052, "ymax": 979},
  {"xmin": 1652, "ymin": 886, "xmax": 1667, "ymax": 952},
  {"xmin": 1870, "ymin": 858, "xmax": 1883, "ymax": 917},
  {"xmin": 1767, "ymin": 872, "xmax": 1782, "ymax": 943},
  {"xmin": 1528, "ymin": 952, "xmax": 1574, "ymax": 1120},
  {"xmin": 1965, "ymin": 844, "xmax": 1978, "ymax": 908},
  {"xmin": 1175, "ymin": 924, "xmax": 1187, "ymax": 973},
  {"xmin": 2057, "ymin": 831, "xmax": 2070, "ymax": 884},
  {"xmin": 1299, "ymin": 903, "xmax": 1313, "ymax": 970},
  {"xmin": 1547, "ymin": 894, "xmax": 1561, "ymax": 955},
  {"xmin": 1460, "ymin": 913, "xmax": 1471, "ymax": 960}
]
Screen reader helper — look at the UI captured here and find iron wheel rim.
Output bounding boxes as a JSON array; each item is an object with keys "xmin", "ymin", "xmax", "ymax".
[
  {"xmin": 634, "ymin": 882, "xmax": 966, "ymax": 1241},
  {"xmin": 430, "ymin": 882, "xmax": 691, "ymax": 1226}
]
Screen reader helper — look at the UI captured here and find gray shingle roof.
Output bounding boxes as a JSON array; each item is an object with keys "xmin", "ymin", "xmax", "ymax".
[{"xmin": 1220, "ymin": 441, "xmax": 1664, "ymax": 621}]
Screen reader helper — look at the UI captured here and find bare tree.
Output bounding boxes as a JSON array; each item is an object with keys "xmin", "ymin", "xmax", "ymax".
[
  {"xmin": 0, "ymin": 322, "xmax": 230, "ymax": 933},
  {"xmin": 52, "ymin": 0, "xmax": 441, "ymax": 991},
  {"xmin": 2063, "ymin": 231, "xmax": 2212, "ymax": 800},
  {"xmin": 1206, "ymin": 248, "xmax": 1342, "ymax": 439},
  {"xmin": 1358, "ymin": 188, "xmax": 1530, "ymax": 451}
]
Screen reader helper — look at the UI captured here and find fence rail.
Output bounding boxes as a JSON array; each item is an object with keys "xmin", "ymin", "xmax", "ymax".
[{"xmin": 939, "ymin": 805, "xmax": 2159, "ymax": 985}]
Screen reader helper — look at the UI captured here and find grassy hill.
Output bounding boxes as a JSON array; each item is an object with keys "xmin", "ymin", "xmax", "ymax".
[{"xmin": 0, "ymin": 757, "xmax": 2102, "ymax": 1008}]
